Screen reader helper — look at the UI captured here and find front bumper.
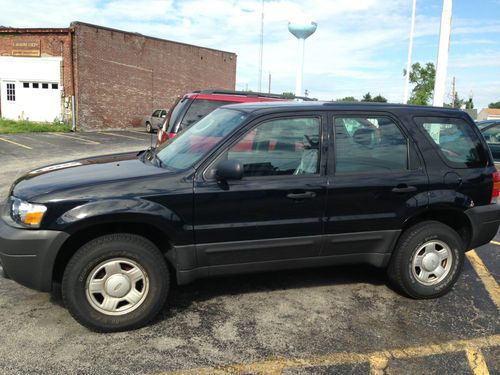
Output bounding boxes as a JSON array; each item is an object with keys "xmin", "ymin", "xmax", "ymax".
[
  {"xmin": 0, "ymin": 216, "xmax": 69, "ymax": 292},
  {"xmin": 466, "ymin": 204, "xmax": 500, "ymax": 249}
]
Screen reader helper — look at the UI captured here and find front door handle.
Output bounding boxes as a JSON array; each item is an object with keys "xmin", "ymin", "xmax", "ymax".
[
  {"xmin": 392, "ymin": 185, "xmax": 417, "ymax": 193},
  {"xmin": 286, "ymin": 191, "xmax": 316, "ymax": 199}
]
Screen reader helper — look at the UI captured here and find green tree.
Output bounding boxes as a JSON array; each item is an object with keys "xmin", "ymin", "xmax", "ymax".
[
  {"xmin": 372, "ymin": 94, "xmax": 388, "ymax": 103},
  {"xmin": 282, "ymin": 92, "xmax": 295, "ymax": 99},
  {"xmin": 465, "ymin": 97, "xmax": 474, "ymax": 109},
  {"xmin": 404, "ymin": 62, "xmax": 436, "ymax": 105},
  {"xmin": 338, "ymin": 96, "xmax": 358, "ymax": 102},
  {"xmin": 489, "ymin": 101, "xmax": 500, "ymax": 109},
  {"xmin": 450, "ymin": 92, "xmax": 464, "ymax": 109},
  {"xmin": 362, "ymin": 92, "xmax": 373, "ymax": 102}
]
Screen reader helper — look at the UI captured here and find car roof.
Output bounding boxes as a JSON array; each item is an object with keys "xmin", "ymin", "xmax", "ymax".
[{"xmin": 220, "ymin": 101, "xmax": 469, "ymax": 116}]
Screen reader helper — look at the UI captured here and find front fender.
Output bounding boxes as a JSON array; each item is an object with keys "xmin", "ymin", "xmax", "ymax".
[{"xmin": 53, "ymin": 198, "xmax": 190, "ymax": 245}]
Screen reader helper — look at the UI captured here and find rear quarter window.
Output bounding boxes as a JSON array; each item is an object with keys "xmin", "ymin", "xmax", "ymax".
[{"xmin": 414, "ymin": 116, "xmax": 488, "ymax": 168}]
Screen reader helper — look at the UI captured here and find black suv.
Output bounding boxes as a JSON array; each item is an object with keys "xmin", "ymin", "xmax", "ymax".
[{"xmin": 1, "ymin": 102, "xmax": 499, "ymax": 332}]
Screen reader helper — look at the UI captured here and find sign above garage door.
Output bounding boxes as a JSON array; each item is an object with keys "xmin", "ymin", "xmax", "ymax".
[{"xmin": 12, "ymin": 41, "xmax": 40, "ymax": 57}]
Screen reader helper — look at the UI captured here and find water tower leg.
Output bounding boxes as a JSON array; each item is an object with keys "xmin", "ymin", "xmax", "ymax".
[{"xmin": 295, "ymin": 38, "xmax": 305, "ymax": 97}]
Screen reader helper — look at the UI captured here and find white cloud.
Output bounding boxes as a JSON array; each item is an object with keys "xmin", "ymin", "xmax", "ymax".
[{"xmin": 0, "ymin": 0, "xmax": 498, "ymax": 108}]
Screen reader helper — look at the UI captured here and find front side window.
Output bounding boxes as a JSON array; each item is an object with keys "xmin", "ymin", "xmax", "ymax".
[
  {"xmin": 415, "ymin": 117, "xmax": 487, "ymax": 168},
  {"xmin": 156, "ymin": 108, "xmax": 249, "ymax": 170},
  {"xmin": 217, "ymin": 117, "xmax": 321, "ymax": 177},
  {"xmin": 334, "ymin": 116, "xmax": 408, "ymax": 173}
]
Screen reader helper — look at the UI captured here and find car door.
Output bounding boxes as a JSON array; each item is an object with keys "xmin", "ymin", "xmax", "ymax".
[
  {"xmin": 193, "ymin": 112, "xmax": 328, "ymax": 269},
  {"xmin": 151, "ymin": 110, "xmax": 161, "ymax": 128},
  {"xmin": 323, "ymin": 112, "xmax": 428, "ymax": 259}
]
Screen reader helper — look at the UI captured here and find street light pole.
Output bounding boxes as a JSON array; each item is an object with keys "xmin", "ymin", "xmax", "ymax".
[
  {"xmin": 403, "ymin": 0, "xmax": 417, "ymax": 104},
  {"xmin": 433, "ymin": 0, "xmax": 453, "ymax": 107}
]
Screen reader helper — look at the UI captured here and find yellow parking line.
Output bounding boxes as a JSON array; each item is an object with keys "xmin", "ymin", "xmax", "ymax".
[
  {"xmin": 467, "ymin": 250, "xmax": 500, "ymax": 310},
  {"xmin": 99, "ymin": 132, "xmax": 144, "ymax": 141},
  {"xmin": 369, "ymin": 355, "xmax": 388, "ymax": 375},
  {"xmin": 465, "ymin": 347, "xmax": 490, "ymax": 375},
  {"xmin": 159, "ymin": 334, "xmax": 500, "ymax": 375},
  {"xmin": 489, "ymin": 240, "xmax": 500, "ymax": 246},
  {"xmin": 49, "ymin": 132, "xmax": 100, "ymax": 145},
  {"xmin": 0, "ymin": 136, "xmax": 32, "ymax": 150}
]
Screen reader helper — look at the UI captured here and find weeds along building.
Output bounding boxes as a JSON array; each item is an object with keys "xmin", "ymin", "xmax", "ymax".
[{"xmin": 0, "ymin": 22, "xmax": 237, "ymax": 130}]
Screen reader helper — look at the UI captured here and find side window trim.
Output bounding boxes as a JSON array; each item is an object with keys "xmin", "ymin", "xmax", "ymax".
[{"xmin": 201, "ymin": 112, "xmax": 327, "ymax": 181}]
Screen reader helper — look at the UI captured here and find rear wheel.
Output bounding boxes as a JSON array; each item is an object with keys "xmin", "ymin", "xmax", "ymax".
[
  {"xmin": 388, "ymin": 221, "xmax": 465, "ymax": 299},
  {"xmin": 62, "ymin": 233, "xmax": 169, "ymax": 332},
  {"xmin": 146, "ymin": 122, "xmax": 153, "ymax": 133}
]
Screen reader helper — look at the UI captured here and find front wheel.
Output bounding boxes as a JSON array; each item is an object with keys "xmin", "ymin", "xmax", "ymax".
[
  {"xmin": 387, "ymin": 221, "xmax": 465, "ymax": 299},
  {"xmin": 62, "ymin": 233, "xmax": 169, "ymax": 332}
]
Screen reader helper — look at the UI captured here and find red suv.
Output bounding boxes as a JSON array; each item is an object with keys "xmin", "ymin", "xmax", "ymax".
[{"xmin": 157, "ymin": 89, "xmax": 310, "ymax": 144}]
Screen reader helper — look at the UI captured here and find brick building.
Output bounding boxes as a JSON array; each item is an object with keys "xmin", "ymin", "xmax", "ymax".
[{"xmin": 0, "ymin": 22, "xmax": 237, "ymax": 130}]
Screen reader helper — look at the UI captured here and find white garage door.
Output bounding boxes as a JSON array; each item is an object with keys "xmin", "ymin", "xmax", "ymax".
[{"xmin": 0, "ymin": 57, "xmax": 62, "ymax": 122}]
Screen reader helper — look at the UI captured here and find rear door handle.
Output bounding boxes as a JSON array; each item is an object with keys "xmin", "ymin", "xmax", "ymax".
[
  {"xmin": 286, "ymin": 191, "xmax": 316, "ymax": 199},
  {"xmin": 391, "ymin": 185, "xmax": 417, "ymax": 193}
]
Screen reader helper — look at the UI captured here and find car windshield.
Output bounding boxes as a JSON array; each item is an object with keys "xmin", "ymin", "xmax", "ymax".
[{"xmin": 156, "ymin": 108, "xmax": 249, "ymax": 170}]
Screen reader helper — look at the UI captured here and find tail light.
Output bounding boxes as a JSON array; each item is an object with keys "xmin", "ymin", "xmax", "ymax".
[{"xmin": 491, "ymin": 171, "xmax": 500, "ymax": 204}]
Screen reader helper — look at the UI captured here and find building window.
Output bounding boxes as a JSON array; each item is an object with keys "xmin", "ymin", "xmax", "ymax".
[
  {"xmin": 42, "ymin": 83, "xmax": 49, "ymax": 89},
  {"xmin": 23, "ymin": 82, "xmax": 29, "ymax": 88},
  {"xmin": 33, "ymin": 83, "xmax": 39, "ymax": 88},
  {"xmin": 7, "ymin": 83, "xmax": 15, "ymax": 101},
  {"xmin": 52, "ymin": 83, "xmax": 59, "ymax": 89}
]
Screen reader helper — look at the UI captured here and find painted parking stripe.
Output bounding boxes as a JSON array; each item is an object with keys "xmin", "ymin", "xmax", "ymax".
[
  {"xmin": 490, "ymin": 240, "xmax": 500, "ymax": 246},
  {"xmin": 467, "ymin": 250, "xmax": 500, "ymax": 310},
  {"xmin": 49, "ymin": 132, "xmax": 100, "ymax": 145},
  {"xmin": 0, "ymin": 136, "xmax": 32, "ymax": 150},
  {"xmin": 160, "ymin": 334, "xmax": 499, "ymax": 374},
  {"xmin": 99, "ymin": 132, "xmax": 145, "ymax": 141},
  {"xmin": 465, "ymin": 347, "xmax": 490, "ymax": 375},
  {"xmin": 369, "ymin": 355, "xmax": 388, "ymax": 375}
]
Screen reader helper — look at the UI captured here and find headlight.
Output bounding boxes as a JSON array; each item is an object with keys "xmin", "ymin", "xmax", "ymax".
[{"xmin": 10, "ymin": 197, "xmax": 47, "ymax": 228}]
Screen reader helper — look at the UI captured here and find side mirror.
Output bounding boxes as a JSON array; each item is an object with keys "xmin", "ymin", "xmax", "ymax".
[{"xmin": 215, "ymin": 159, "xmax": 243, "ymax": 181}]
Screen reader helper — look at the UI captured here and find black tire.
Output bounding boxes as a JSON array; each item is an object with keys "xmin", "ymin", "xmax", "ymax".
[
  {"xmin": 62, "ymin": 233, "xmax": 169, "ymax": 332},
  {"xmin": 387, "ymin": 220, "xmax": 465, "ymax": 299},
  {"xmin": 146, "ymin": 122, "xmax": 153, "ymax": 133}
]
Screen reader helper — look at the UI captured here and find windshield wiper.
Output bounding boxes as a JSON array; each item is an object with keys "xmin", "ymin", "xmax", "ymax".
[{"xmin": 140, "ymin": 147, "xmax": 164, "ymax": 168}]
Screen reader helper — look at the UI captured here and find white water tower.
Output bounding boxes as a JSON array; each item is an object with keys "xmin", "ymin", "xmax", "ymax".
[{"xmin": 288, "ymin": 21, "xmax": 317, "ymax": 97}]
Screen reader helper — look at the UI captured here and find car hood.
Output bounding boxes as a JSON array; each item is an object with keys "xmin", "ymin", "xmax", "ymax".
[{"xmin": 11, "ymin": 151, "xmax": 171, "ymax": 201}]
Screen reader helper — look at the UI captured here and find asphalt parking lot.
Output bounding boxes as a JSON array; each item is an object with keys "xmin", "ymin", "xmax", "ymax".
[{"xmin": 0, "ymin": 131, "xmax": 498, "ymax": 375}]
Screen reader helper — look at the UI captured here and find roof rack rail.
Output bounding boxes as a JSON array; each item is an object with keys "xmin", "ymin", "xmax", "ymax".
[{"xmin": 196, "ymin": 89, "xmax": 316, "ymax": 101}]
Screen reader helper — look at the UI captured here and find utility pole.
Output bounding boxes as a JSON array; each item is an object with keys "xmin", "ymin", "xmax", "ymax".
[
  {"xmin": 433, "ymin": 0, "xmax": 453, "ymax": 107},
  {"xmin": 403, "ymin": 0, "xmax": 417, "ymax": 104},
  {"xmin": 451, "ymin": 76, "xmax": 456, "ymax": 107},
  {"xmin": 258, "ymin": 0, "xmax": 264, "ymax": 92},
  {"xmin": 268, "ymin": 72, "xmax": 271, "ymax": 93}
]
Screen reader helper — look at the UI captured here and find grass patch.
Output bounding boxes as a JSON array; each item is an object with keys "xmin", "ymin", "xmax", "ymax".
[{"xmin": 0, "ymin": 118, "xmax": 72, "ymax": 134}]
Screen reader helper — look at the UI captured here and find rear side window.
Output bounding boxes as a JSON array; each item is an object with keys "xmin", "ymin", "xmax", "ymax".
[
  {"xmin": 334, "ymin": 116, "xmax": 408, "ymax": 173},
  {"xmin": 414, "ymin": 117, "xmax": 487, "ymax": 168},
  {"xmin": 180, "ymin": 99, "xmax": 234, "ymax": 130}
]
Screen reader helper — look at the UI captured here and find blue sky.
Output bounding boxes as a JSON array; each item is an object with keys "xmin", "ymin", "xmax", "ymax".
[{"xmin": 1, "ymin": 0, "xmax": 498, "ymax": 108}]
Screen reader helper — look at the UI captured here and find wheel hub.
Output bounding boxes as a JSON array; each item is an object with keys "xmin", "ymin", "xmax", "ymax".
[
  {"xmin": 105, "ymin": 274, "xmax": 131, "ymax": 298},
  {"xmin": 422, "ymin": 253, "xmax": 439, "ymax": 271}
]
